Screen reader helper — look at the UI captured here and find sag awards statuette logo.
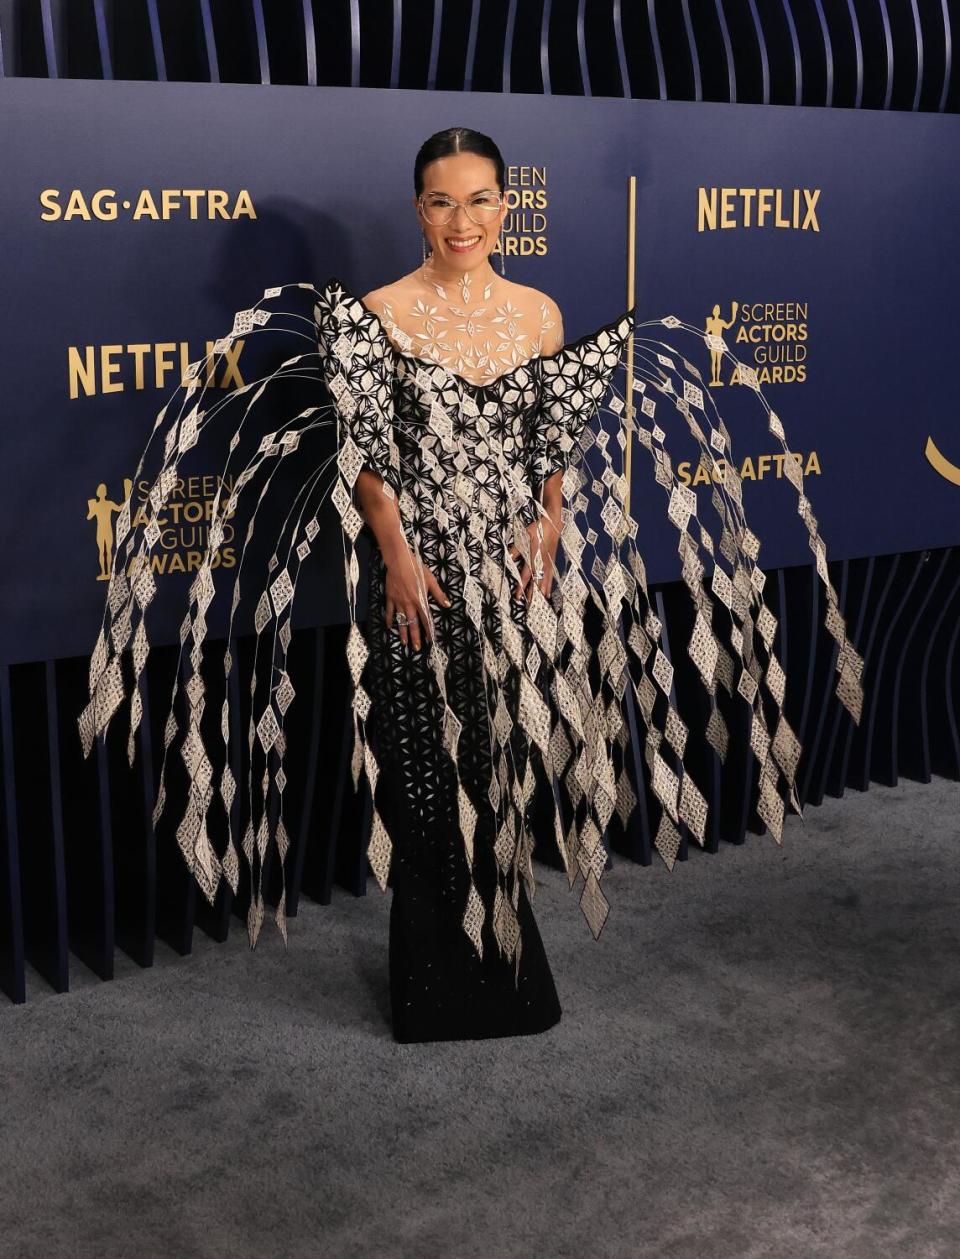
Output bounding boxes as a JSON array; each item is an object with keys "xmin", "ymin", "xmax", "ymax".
[
  {"xmin": 692, "ymin": 300, "xmax": 819, "ymax": 488},
  {"xmin": 705, "ymin": 300, "xmax": 808, "ymax": 387},
  {"xmin": 75, "ymin": 324, "xmax": 244, "ymax": 579},
  {"xmin": 87, "ymin": 479, "xmax": 133, "ymax": 581},
  {"xmin": 87, "ymin": 476, "xmax": 237, "ymax": 581}
]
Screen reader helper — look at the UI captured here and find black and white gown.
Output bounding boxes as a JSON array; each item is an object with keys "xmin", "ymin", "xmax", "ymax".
[
  {"xmin": 325, "ymin": 290, "xmax": 636, "ymax": 1042},
  {"xmin": 81, "ymin": 276, "xmax": 864, "ymax": 1044}
]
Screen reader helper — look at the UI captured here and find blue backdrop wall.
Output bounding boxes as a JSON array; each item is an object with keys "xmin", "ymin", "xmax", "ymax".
[{"xmin": 1, "ymin": 77, "xmax": 958, "ymax": 664}]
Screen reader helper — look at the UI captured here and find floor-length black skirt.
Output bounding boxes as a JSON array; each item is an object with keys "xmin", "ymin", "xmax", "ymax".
[{"xmin": 365, "ymin": 540, "xmax": 562, "ymax": 1044}]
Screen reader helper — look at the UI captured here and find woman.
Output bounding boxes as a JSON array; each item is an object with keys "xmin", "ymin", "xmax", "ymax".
[
  {"xmin": 348, "ymin": 127, "xmax": 574, "ymax": 1042},
  {"xmin": 82, "ymin": 127, "xmax": 863, "ymax": 1046}
]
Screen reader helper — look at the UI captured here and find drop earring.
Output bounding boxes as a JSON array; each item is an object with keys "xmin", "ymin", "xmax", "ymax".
[
  {"xmin": 421, "ymin": 232, "xmax": 430, "ymax": 266},
  {"xmin": 497, "ymin": 231, "xmax": 506, "ymax": 276}
]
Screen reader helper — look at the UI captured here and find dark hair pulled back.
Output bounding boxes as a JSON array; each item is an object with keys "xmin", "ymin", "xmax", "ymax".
[{"xmin": 413, "ymin": 127, "xmax": 505, "ymax": 196}]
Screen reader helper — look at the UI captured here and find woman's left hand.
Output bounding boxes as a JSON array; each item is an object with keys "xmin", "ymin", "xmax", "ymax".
[{"xmin": 507, "ymin": 512, "xmax": 561, "ymax": 602}]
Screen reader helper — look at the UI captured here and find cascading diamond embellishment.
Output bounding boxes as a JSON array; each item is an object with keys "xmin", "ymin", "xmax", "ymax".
[{"xmin": 78, "ymin": 276, "xmax": 862, "ymax": 968}]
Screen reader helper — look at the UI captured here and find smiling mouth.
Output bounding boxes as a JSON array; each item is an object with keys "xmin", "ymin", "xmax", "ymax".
[{"xmin": 445, "ymin": 234, "xmax": 482, "ymax": 252}]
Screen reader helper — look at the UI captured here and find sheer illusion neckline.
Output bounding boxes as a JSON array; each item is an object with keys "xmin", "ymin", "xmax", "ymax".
[{"xmin": 322, "ymin": 276, "xmax": 637, "ymax": 393}]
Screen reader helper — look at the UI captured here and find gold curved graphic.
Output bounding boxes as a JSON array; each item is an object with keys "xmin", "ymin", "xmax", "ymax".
[{"xmin": 924, "ymin": 435, "xmax": 960, "ymax": 486}]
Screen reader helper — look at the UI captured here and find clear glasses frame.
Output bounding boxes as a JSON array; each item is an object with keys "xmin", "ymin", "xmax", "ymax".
[{"xmin": 417, "ymin": 192, "xmax": 505, "ymax": 226}]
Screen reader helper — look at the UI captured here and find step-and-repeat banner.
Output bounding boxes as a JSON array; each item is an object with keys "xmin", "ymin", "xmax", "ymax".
[{"xmin": 1, "ymin": 80, "xmax": 957, "ymax": 665}]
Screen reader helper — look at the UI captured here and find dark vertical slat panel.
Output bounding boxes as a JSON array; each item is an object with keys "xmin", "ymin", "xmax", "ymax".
[
  {"xmin": 533, "ymin": 762, "xmax": 567, "ymax": 874},
  {"xmin": 92, "ymin": 0, "xmax": 112, "ymax": 78},
  {"xmin": 799, "ymin": 560, "xmax": 847, "ymax": 806},
  {"xmin": 297, "ymin": 625, "xmax": 346, "ymax": 904},
  {"xmin": 464, "ymin": 0, "xmax": 480, "ymax": 90},
  {"xmin": 646, "ymin": 0, "xmax": 667, "ymax": 100},
  {"xmin": 129, "ymin": 672, "xmax": 158, "ymax": 960},
  {"xmin": 145, "ymin": 0, "xmax": 167, "ymax": 81},
  {"xmin": 349, "ymin": 0, "xmax": 360, "ymax": 87},
  {"xmin": 715, "ymin": 637, "xmax": 750, "ymax": 844},
  {"xmin": 230, "ymin": 635, "xmax": 256, "ymax": 931},
  {"xmin": 819, "ymin": 556, "xmax": 873, "ymax": 800},
  {"xmin": 858, "ymin": 551, "xmax": 924, "ymax": 790},
  {"xmin": 654, "ymin": 589, "xmax": 689, "ymax": 862},
  {"xmin": 106, "ymin": 673, "xmax": 153, "ymax": 968},
  {"xmin": 737, "ymin": 565, "xmax": 786, "ymax": 840},
  {"xmin": 780, "ymin": 0, "xmax": 802, "ymax": 105},
  {"xmin": 390, "ymin": 0, "xmax": 402, "ymax": 87},
  {"xmin": 0, "ymin": 666, "xmax": 26, "ymax": 1003},
  {"xmin": 813, "ymin": 0, "xmax": 833, "ymax": 105},
  {"xmin": 540, "ymin": 0, "xmax": 552, "ymax": 93},
  {"xmin": 679, "ymin": 0, "xmax": 702, "ymax": 101},
  {"xmin": 198, "ymin": 0, "xmax": 220, "ymax": 83},
  {"xmin": 745, "ymin": 0, "xmax": 770, "ymax": 104},
  {"xmin": 250, "ymin": 0, "xmax": 270, "ymax": 84},
  {"xmin": 194, "ymin": 637, "xmax": 238, "ymax": 944},
  {"xmin": 878, "ymin": 0, "xmax": 894, "ymax": 109},
  {"xmin": 909, "ymin": 0, "xmax": 923, "ymax": 109},
  {"xmin": 918, "ymin": 550, "xmax": 960, "ymax": 781},
  {"xmin": 576, "ymin": 0, "xmax": 591, "ymax": 96},
  {"xmin": 222, "ymin": 639, "xmax": 243, "ymax": 933},
  {"xmin": 713, "ymin": 0, "xmax": 736, "ymax": 101},
  {"xmin": 888, "ymin": 548, "xmax": 952, "ymax": 784},
  {"xmin": 427, "ymin": 0, "xmax": 442, "ymax": 89},
  {"xmin": 835, "ymin": 554, "xmax": 899, "ymax": 795},
  {"xmin": 795, "ymin": 563, "xmax": 820, "ymax": 776},
  {"xmin": 39, "ymin": 0, "xmax": 59, "ymax": 77},
  {"xmin": 772, "ymin": 569, "xmax": 791, "ymax": 825},
  {"xmin": 0, "ymin": 0, "xmax": 12, "ymax": 77},
  {"xmin": 502, "ymin": 0, "xmax": 517, "ymax": 91},
  {"xmin": 92, "ymin": 743, "xmax": 116, "ymax": 977},
  {"xmin": 10, "ymin": 663, "xmax": 66, "ymax": 994},
  {"xmin": 302, "ymin": 0, "xmax": 317, "ymax": 85},
  {"xmin": 938, "ymin": 0, "xmax": 952, "ymax": 111},
  {"xmin": 351, "ymin": 778, "xmax": 373, "ymax": 896},
  {"xmin": 287, "ymin": 629, "xmax": 326, "ymax": 914},
  {"xmin": 56, "ymin": 657, "xmax": 114, "ymax": 981},
  {"xmin": 621, "ymin": 680, "xmax": 653, "ymax": 864},
  {"xmin": 777, "ymin": 568, "xmax": 789, "ymax": 675},
  {"xmin": 612, "ymin": 0, "xmax": 631, "ymax": 97},
  {"xmin": 938, "ymin": 597, "xmax": 960, "ymax": 778},
  {"xmin": 43, "ymin": 663, "xmax": 69, "ymax": 992},
  {"xmin": 735, "ymin": 734, "xmax": 759, "ymax": 842},
  {"xmin": 153, "ymin": 654, "xmax": 196, "ymax": 956},
  {"xmin": 702, "ymin": 693, "xmax": 723, "ymax": 853},
  {"xmin": 740, "ymin": 566, "xmax": 793, "ymax": 843},
  {"xmin": 846, "ymin": 0, "xmax": 864, "ymax": 107},
  {"xmin": 663, "ymin": 580, "xmax": 721, "ymax": 856},
  {"xmin": 326, "ymin": 699, "xmax": 358, "ymax": 899}
]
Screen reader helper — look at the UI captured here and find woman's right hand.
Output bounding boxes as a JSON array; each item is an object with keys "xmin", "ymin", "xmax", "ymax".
[{"xmin": 384, "ymin": 544, "xmax": 451, "ymax": 653}]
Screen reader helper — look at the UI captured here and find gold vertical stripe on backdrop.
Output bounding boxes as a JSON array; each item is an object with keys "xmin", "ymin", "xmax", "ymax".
[{"xmin": 624, "ymin": 174, "xmax": 637, "ymax": 519}]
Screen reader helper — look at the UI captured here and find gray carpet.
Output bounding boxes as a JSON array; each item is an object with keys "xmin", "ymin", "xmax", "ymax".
[{"xmin": 2, "ymin": 775, "xmax": 958, "ymax": 1259}]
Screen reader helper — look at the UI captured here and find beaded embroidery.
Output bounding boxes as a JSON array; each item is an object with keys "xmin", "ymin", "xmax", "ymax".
[{"xmin": 80, "ymin": 275, "xmax": 863, "ymax": 971}]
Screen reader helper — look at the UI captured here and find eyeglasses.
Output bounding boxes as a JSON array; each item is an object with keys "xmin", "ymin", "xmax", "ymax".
[{"xmin": 417, "ymin": 192, "xmax": 504, "ymax": 226}]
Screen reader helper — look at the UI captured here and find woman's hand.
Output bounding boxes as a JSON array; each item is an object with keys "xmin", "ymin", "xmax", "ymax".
[
  {"xmin": 507, "ymin": 510, "xmax": 562, "ymax": 603},
  {"xmin": 384, "ymin": 544, "xmax": 451, "ymax": 653}
]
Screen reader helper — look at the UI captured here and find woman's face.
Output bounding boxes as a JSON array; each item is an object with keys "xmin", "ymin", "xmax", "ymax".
[{"xmin": 415, "ymin": 152, "xmax": 508, "ymax": 272}]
